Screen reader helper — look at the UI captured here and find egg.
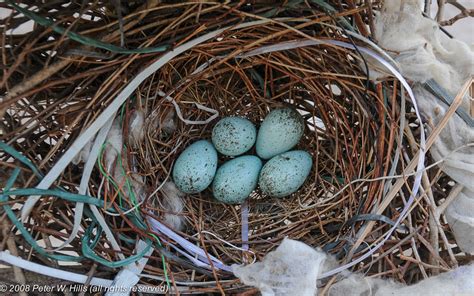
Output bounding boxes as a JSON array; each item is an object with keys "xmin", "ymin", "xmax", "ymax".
[
  {"xmin": 213, "ymin": 155, "xmax": 262, "ymax": 204},
  {"xmin": 212, "ymin": 117, "xmax": 257, "ymax": 156},
  {"xmin": 259, "ymin": 150, "xmax": 312, "ymax": 198},
  {"xmin": 256, "ymin": 108, "xmax": 304, "ymax": 159},
  {"xmin": 172, "ymin": 140, "xmax": 218, "ymax": 194}
]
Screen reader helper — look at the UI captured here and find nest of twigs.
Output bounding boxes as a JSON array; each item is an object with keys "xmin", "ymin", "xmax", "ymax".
[{"xmin": 0, "ymin": 1, "xmax": 465, "ymax": 295}]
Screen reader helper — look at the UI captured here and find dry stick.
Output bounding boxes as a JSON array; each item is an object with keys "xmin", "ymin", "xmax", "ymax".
[
  {"xmin": 423, "ymin": 175, "xmax": 441, "ymax": 274},
  {"xmin": 322, "ymin": 229, "xmax": 422, "ymax": 295},
  {"xmin": 416, "ymin": 233, "xmax": 449, "ymax": 268},
  {"xmin": 1, "ymin": 220, "xmax": 27, "ymax": 296},
  {"xmin": 348, "ymin": 78, "xmax": 472, "ymax": 265},
  {"xmin": 434, "ymin": 184, "xmax": 463, "ymax": 267},
  {"xmin": 347, "ymin": 0, "xmax": 370, "ymax": 37},
  {"xmin": 440, "ymin": 9, "xmax": 474, "ymax": 26},
  {"xmin": 78, "ymin": 263, "xmax": 98, "ymax": 296},
  {"xmin": 420, "ymin": 167, "xmax": 459, "ymax": 270},
  {"xmin": 401, "ymin": 191, "xmax": 429, "ymax": 279},
  {"xmin": 436, "ymin": 0, "xmax": 446, "ymax": 22},
  {"xmin": 370, "ymin": 227, "xmax": 421, "ymax": 272},
  {"xmin": 398, "ymin": 108, "xmax": 460, "ymax": 269},
  {"xmin": 0, "ymin": 58, "xmax": 70, "ymax": 118},
  {"xmin": 366, "ymin": 0, "xmax": 376, "ymax": 39},
  {"xmin": 399, "ymin": 255, "xmax": 451, "ymax": 271},
  {"xmin": 426, "ymin": 169, "xmax": 457, "ymax": 264},
  {"xmin": 0, "ymin": 0, "xmax": 160, "ymax": 119},
  {"xmin": 437, "ymin": 183, "xmax": 464, "ymax": 214},
  {"xmin": 403, "ymin": 123, "xmax": 442, "ymax": 274},
  {"xmin": 190, "ymin": 199, "xmax": 225, "ymax": 295}
]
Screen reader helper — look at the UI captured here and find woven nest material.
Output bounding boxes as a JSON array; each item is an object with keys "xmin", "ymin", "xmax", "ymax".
[{"xmin": 0, "ymin": 1, "xmax": 464, "ymax": 294}]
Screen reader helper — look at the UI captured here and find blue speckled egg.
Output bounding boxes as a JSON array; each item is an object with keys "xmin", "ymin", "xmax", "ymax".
[
  {"xmin": 212, "ymin": 117, "xmax": 257, "ymax": 156},
  {"xmin": 213, "ymin": 155, "xmax": 262, "ymax": 204},
  {"xmin": 173, "ymin": 140, "xmax": 217, "ymax": 194},
  {"xmin": 256, "ymin": 108, "xmax": 304, "ymax": 159},
  {"xmin": 259, "ymin": 150, "xmax": 312, "ymax": 198}
]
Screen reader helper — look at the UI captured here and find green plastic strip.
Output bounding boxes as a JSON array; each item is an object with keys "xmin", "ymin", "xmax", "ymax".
[
  {"xmin": 0, "ymin": 141, "xmax": 43, "ymax": 178},
  {"xmin": 8, "ymin": 2, "xmax": 169, "ymax": 54},
  {"xmin": 1, "ymin": 168, "xmax": 82, "ymax": 262},
  {"xmin": 0, "ymin": 140, "xmax": 152, "ymax": 267},
  {"xmin": 149, "ymin": 233, "xmax": 171, "ymax": 289},
  {"xmin": 3, "ymin": 188, "xmax": 105, "ymax": 207},
  {"xmin": 81, "ymin": 222, "xmax": 153, "ymax": 268}
]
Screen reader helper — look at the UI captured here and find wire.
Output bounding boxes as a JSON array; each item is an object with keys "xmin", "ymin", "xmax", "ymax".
[{"xmin": 149, "ymin": 233, "xmax": 171, "ymax": 289}]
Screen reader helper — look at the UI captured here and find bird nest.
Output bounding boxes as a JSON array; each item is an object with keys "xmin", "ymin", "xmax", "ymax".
[{"xmin": 0, "ymin": 1, "xmax": 462, "ymax": 294}]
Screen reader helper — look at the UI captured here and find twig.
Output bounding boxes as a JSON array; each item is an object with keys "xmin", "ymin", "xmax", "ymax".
[
  {"xmin": 440, "ymin": 9, "xmax": 474, "ymax": 26},
  {"xmin": 78, "ymin": 263, "xmax": 98, "ymax": 296},
  {"xmin": 2, "ymin": 220, "xmax": 27, "ymax": 296}
]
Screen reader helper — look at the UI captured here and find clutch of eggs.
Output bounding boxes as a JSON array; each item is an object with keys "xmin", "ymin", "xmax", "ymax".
[{"xmin": 172, "ymin": 108, "xmax": 312, "ymax": 203}]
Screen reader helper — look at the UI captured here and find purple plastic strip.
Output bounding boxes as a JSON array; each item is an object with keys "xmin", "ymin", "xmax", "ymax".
[
  {"xmin": 147, "ymin": 216, "xmax": 233, "ymax": 272},
  {"xmin": 241, "ymin": 200, "xmax": 249, "ymax": 251}
]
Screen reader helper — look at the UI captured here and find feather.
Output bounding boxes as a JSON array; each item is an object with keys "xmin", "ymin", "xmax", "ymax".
[
  {"xmin": 104, "ymin": 117, "xmax": 123, "ymax": 172},
  {"xmin": 129, "ymin": 109, "xmax": 145, "ymax": 146},
  {"xmin": 161, "ymin": 181, "xmax": 185, "ymax": 231}
]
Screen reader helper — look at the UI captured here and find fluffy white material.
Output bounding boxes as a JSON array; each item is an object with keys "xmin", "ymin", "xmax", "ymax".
[
  {"xmin": 161, "ymin": 109, "xmax": 176, "ymax": 136},
  {"xmin": 105, "ymin": 118, "xmax": 123, "ymax": 172},
  {"xmin": 233, "ymin": 238, "xmax": 327, "ymax": 296},
  {"xmin": 445, "ymin": 189, "xmax": 474, "ymax": 254},
  {"xmin": 374, "ymin": 0, "xmax": 474, "ymax": 253},
  {"xmin": 233, "ymin": 239, "xmax": 474, "ymax": 296},
  {"xmin": 128, "ymin": 109, "xmax": 145, "ymax": 145},
  {"xmin": 72, "ymin": 139, "xmax": 92, "ymax": 164},
  {"xmin": 329, "ymin": 264, "xmax": 474, "ymax": 296},
  {"xmin": 375, "ymin": 0, "xmax": 473, "ymax": 107},
  {"xmin": 160, "ymin": 181, "xmax": 185, "ymax": 231},
  {"xmin": 112, "ymin": 163, "xmax": 145, "ymax": 203}
]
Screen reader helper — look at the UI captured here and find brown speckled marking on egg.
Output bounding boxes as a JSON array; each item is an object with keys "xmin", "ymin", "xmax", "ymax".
[
  {"xmin": 212, "ymin": 117, "xmax": 257, "ymax": 156},
  {"xmin": 258, "ymin": 150, "xmax": 312, "ymax": 198},
  {"xmin": 256, "ymin": 108, "xmax": 305, "ymax": 159},
  {"xmin": 212, "ymin": 155, "xmax": 262, "ymax": 204}
]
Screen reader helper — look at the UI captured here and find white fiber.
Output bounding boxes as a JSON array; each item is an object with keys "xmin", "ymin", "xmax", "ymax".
[
  {"xmin": 375, "ymin": 0, "xmax": 473, "ymax": 107},
  {"xmin": 105, "ymin": 117, "xmax": 123, "ymax": 172},
  {"xmin": 233, "ymin": 238, "xmax": 474, "ymax": 296},
  {"xmin": 374, "ymin": 0, "xmax": 474, "ymax": 253},
  {"xmin": 160, "ymin": 181, "xmax": 185, "ymax": 232},
  {"xmin": 233, "ymin": 238, "xmax": 327, "ymax": 296},
  {"xmin": 72, "ymin": 138, "xmax": 92, "ymax": 165},
  {"xmin": 112, "ymin": 164, "xmax": 145, "ymax": 203},
  {"xmin": 329, "ymin": 264, "xmax": 474, "ymax": 296},
  {"xmin": 128, "ymin": 109, "xmax": 145, "ymax": 145},
  {"xmin": 161, "ymin": 109, "xmax": 176, "ymax": 135}
]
